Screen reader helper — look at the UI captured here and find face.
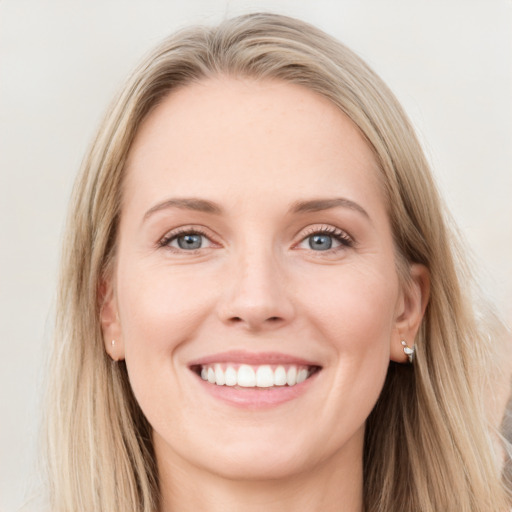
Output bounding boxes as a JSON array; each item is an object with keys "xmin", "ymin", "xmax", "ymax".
[{"xmin": 102, "ymin": 77, "xmax": 423, "ymax": 481}]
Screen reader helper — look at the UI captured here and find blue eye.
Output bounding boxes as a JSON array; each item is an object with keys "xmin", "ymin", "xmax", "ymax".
[
  {"xmin": 308, "ymin": 234, "xmax": 333, "ymax": 251},
  {"xmin": 175, "ymin": 233, "xmax": 203, "ymax": 250},
  {"xmin": 297, "ymin": 227, "xmax": 353, "ymax": 252},
  {"xmin": 159, "ymin": 228, "xmax": 214, "ymax": 251}
]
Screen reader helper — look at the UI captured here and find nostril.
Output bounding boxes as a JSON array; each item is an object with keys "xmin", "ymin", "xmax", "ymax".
[{"xmin": 227, "ymin": 315, "xmax": 283, "ymax": 327}]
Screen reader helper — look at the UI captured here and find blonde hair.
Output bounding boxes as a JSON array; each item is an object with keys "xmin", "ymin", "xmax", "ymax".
[{"xmin": 43, "ymin": 12, "xmax": 511, "ymax": 511}]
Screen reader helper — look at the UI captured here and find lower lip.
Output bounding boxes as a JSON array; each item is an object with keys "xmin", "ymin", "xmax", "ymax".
[{"xmin": 193, "ymin": 371, "xmax": 320, "ymax": 409}]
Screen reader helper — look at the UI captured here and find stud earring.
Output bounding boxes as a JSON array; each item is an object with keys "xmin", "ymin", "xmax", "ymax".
[
  {"xmin": 109, "ymin": 339, "xmax": 120, "ymax": 362},
  {"xmin": 401, "ymin": 340, "xmax": 415, "ymax": 363}
]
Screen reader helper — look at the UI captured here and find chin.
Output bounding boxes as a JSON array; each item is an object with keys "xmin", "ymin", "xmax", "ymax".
[
  {"xmin": 183, "ymin": 429, "xmax": 326, "ymax": 481},
  {"xmin": 204, "ymin": 450, "xmax": 311, "ymax": 482}
]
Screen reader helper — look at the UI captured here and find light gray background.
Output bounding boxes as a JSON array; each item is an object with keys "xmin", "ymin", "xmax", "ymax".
[{"xmin": 1, "ymin": 1, "xmax": 511, "ymax": 510}]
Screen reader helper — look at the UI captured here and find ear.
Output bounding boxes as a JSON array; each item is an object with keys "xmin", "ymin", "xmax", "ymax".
[
  {"xmin": 390, "ymin": 263, "xmax": 430, "ymax": 363},
  {"xmin": 98, "ymin": 276, "xmax": 125, "ymax": 361}
]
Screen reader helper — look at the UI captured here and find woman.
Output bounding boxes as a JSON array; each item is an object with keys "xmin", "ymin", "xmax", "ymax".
[{"xmin": 43, "ymin": 12, "xmax": 511, "ymax": 512}]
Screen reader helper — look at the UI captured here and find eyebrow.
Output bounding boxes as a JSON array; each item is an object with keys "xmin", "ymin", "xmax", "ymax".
[
  {"xmin": 289, "ymin": 198, "xmax": 370, "ymax": 219},
  {"xmin": 143, "ymin": 197, "xmax": 223, "ymax": 221},
  {"xmin": 143, "ymin": 196, "xmax": 370, "ymax": 222}
]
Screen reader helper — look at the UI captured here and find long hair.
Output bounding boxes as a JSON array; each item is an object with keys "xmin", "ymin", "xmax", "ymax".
[{"xmin": 43, "ymin": 12, "xmax": 511, "ymax": 511}]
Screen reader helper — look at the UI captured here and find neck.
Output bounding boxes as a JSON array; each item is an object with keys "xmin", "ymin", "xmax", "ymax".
[{"xmin": 156, "ymin": 437, "xmax": 364, "ymax": 512}]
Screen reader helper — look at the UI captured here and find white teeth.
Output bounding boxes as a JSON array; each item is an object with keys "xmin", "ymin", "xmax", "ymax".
[
  {"xmin": 198, "ymin": 363, "xmax": 315, "ymax": 388},
  {"xmin": 274, "ymin": 366, "xmax": 287, "ymax": 386},
  {"xmin": 256, "ymin": 365, "xmax": 274, "ymax": 387},
  {"xmin": 225, "ymin": 366, "xmax": 237, "ymax": 386},
  {"xmin": 296, "ymin": 368, "xmax": 308, "ymax": 383},
  {"xmin": 237, "ymin": 365, "xmax": 256, "ymax": 387},
  {"xmin": 286, "ymin": 366, "xmax": 297, "ymax": 386},
  {"xmin": 214, "ymin": 364, "xmax": 225, "ymax": 386}
]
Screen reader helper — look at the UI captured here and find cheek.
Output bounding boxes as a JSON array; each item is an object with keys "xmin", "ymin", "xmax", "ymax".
[
  {"xmin": 298, "ymin": 261, "xmax": 399, "ymax": 353},
  {"xmin": 297, "ymin": 260, "xmax": 397, "ymax": 418},
  {"xmin": 307, "ymin": 265, "xmax": 397, "ymax": 406},
  {"xmin": 114, "ymin": 261, "xmax": 220, "ymax": 421},
  {"xmin": 115, "ymin": 260, "xmax": 219, "ymax": 374},
  {"xmin": 285, "ymin": 262, "xmax": 398, "ymax": 455}
]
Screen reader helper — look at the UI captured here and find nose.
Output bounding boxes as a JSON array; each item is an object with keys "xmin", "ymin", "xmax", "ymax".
[{"xmin": 217, "ymin": 246, "xmax": 295, "ymax": 332}]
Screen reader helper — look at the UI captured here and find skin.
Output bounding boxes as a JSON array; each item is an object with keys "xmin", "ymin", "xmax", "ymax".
[{"xmin": 101, "ymin": 77, "xmax": 429, "ymax": 512}]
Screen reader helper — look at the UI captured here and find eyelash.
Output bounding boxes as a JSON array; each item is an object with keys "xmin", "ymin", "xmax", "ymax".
[
  {"xmin": 296, "ymin": 225, "xmax": 355, "ymax": 252},
  {"xmin": 158, "ymin": 226, "xmax": 214, "ymax": 252},
  {"xmin": 157, "ymin": 225, "xmax": 355, "ymax": 253}
]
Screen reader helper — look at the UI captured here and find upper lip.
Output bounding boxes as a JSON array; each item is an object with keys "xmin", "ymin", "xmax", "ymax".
[{"xmin": 188, "ymin": 350, "xmax": 322, "ymax": 367}]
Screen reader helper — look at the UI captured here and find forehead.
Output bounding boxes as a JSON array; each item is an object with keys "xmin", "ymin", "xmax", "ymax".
[{"xmin": 123, "ymin": 77, "xmax": 384, "ymax": 216}]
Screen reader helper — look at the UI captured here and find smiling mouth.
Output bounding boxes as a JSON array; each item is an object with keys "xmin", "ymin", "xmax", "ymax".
[{"xmin": 191, "ymin": 363, "xmax": 321, "ymax": 388}]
